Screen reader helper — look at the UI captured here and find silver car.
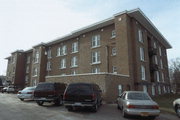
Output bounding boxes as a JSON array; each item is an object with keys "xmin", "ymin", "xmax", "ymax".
[
  {"xmin": 17, "ymin": 86, "xmax": 36, "ymax": 101},
  {"xmin": 117, "ymin": 91, "xmax": 160, "ymax": 119},
  {"xmin": 173, "ymin": 98, "xmax": 180, "ymax": 117}
]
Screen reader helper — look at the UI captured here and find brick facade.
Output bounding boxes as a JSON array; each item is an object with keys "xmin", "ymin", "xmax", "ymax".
[{"xmin": 5, "ymin": 9, "xmax": 172, "ymax": 102}]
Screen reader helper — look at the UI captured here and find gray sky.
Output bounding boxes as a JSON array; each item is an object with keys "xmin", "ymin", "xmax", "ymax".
[{"xmin": 0, "ymin": 0, "xmax": 180, "ymax": 75}]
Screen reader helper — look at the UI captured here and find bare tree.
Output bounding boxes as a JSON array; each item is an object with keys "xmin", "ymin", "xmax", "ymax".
[{"xmin": 169, "ymin": 58, "xmax": 180, "ymax": 93}]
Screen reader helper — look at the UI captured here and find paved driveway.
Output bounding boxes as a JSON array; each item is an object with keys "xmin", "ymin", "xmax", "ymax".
[{"xmin": 0, "ymin": 93, "xmax": 179, "ymax": 120}]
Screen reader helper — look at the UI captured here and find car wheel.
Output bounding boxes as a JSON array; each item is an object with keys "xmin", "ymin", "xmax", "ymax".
[
  {"xmin": 175, "ymin": 104, "xmax": 180, "ymax": 117},
  {"xmin": 117, "ymin": 104, "xmax": 120, "ymax": 110},
  {"xmin": 67, "ymin": 107, "xmax": 73, "ymax": 112},
  {"xmin": 122, "ymin": 107, "xmax": 128, "ymax": 118},
  {"xmin": 92, "ymin": 103, "xmax": 98, "ymax": 112},
  {"xmin": 20, "ymin": 98, "xmax": 24, "ymax": 101},
  {"xmin": 36, "ymin": 101, "xmax": 44, "ymax": 106},
  {"xmin": 54, "ymin": 96, "xmax": 63, "ymax": 106}
]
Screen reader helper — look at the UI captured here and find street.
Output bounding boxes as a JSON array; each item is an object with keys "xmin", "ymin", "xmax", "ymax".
[{"xmin": 0, "ymin": 93, "xmax": 179, "ymax": 120}]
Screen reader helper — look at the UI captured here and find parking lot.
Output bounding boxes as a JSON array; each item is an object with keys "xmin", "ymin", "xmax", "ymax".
[{"xmin": 0, "ymin": 93, "xmax": 179, "ymax": 120}]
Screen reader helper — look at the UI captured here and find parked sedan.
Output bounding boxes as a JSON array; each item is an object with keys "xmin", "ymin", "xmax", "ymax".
[
  {"xmin": 17, "ymin": 86, "xmax": 36, "ymax": 101},
  {"xmin": 117, "ymin": 91, "xmax": 160, "ymax": 119},
  {"xmin": 173, "ymin": 98, "xmax": 180, "ymax": 117}
]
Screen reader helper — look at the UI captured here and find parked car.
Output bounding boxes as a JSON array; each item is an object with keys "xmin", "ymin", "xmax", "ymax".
[
  {"xmin": 6, "ymin": 86, "xmax": 16, "ymax": 93},
  {"xmin": 117, "ymin": 91, "xmax": 160, "ymax": 119},
  {"xmin": 2, "ymin": 86, "xmax": 8, "ymax": 93},
  {"xmin": 173, "ymin": 98, "xmax": 180, "ymax": 118},
  {"xmin": 17, "ymin": 86, "xmax": 36, "ymax": 101},
  {"xmin": 63, "ymin": 83, "xmax": 102, "ymax": 112},
  {"xmin": 34, "ymin": 82, "xmax": 66, "ymax": 106}
]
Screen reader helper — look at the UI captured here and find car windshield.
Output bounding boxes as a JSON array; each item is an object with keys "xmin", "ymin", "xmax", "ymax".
[
  {"xmin": 127, "ymin": 92, "xmax": 151, "ymax": 100},
  {"xmin": 66, "ymin": 84, "xmax": 92, "ymax": 94},
  {"xmin": 36, "ymin": 84, "xmax": 54, "ymax": 91}
]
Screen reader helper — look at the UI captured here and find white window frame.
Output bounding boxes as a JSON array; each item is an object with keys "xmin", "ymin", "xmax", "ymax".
[
  {"xmin": 154, "ymin": 55, "xmax": 158, "ymax": 64},
  {"xmin": 141, "ymin": 65, "xmax": 146, "ymax": 80},
  {"xmin": 46, "ymin": 61, "xmax": 51, "ymax": 71},
  {"xmin": 140, "ymin": 47, "xmax": 145, "ymax": 61},
  {"xmin": 158, "ymin": 86, "xmax": 161, "ymax": 95},
  {"xmin": 72, "ymin": 42, "xmax": 78, "ymax": 53},
  {"xmin": 143, "ymin": 85, "xmax": 147, "ymax": 92},
  {"xmin": 163, "ymin": 86, "xmax": 166, "ymax": 93},
  {"xmin": 62, "ymin": 45, "xmax": 67, "ymax": 56},
  {"xmin": 34, "ymin": 51, "xmax": 39, "ymax": 63},
  {"xmin": 60, "ymin": 58, "xmax": 66, "ymax": 69},
  {"xmin": 138, "ymin": 29, "xmax": 143, "ymax": 43},
  {"xmin": 112, "ymin": 47, "xmax": 117, "ymax": 56},
  {"xmin": 162, "ymin": 72, "xmax": 165, "ymax": 82},
  {"xmin": 92, "ymin": 67, "xmax": 100, "ymax": 73},
  {"xmin": 112, "ymin": 66, "xmax": 117, "ymax": 74},
  {"xmin": 155, "ymin": 71, "xmax": 160, "ymax": 82},
  {"xmin": 92, "ymin": 35, "xmax": 100, "ymax": 48},
  {"xmin": 57, "ymin": 47, "xmax": 61, "ymax": 56},
  {"xmin": 71, "ymin": 56, "xmax": 78, "ymax": 67},
  {"xmin": 33, "ymin": 67, "xmax": 38, "ymax": 76},
  {"xmin": 153, "ymin": 41, "xmax": 157, "ymax": 48},
  {"xmin": 92, "ymin": 51, "xmax": 100, "ymax": 64},
  {"xmin": 26, "ymin": 66, "xmax": 29, "ymax": 73},
  {"xmin": 71, "ymin": 69, "xmax": 76, "ymax": 75},
  {"xmin": 47, "ymin": 49, "xmax": 52, "ymax": 59},
  {"xmin": 111, "ymin": 30, "xmax": 116, "ymax": 38},
  {"xmin": 159, "ymin": 47, "xmax": 162, "ymax": 56},
  {"xmin": 118, "ymin": 85, "xmax": 122, "ymax": 96},
  {"xmin": 25, "ymin": 75, "xmax": 29, "ymax": 83},
  {"xmin": 152, "ymin": 85, "xmax": 155, "ymax": 96},
  {"xmin": 160, "ymin": 59, "xmax": 163, "ymax": 69}
]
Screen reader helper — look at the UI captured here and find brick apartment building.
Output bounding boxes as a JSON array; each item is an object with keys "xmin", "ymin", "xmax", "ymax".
[{"xmin": 5, "ymin": 9, "xmax": 172, "ymax": 102}]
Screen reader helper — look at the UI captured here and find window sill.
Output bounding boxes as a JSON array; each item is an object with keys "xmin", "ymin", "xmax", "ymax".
[
  {"xmin": 71, "ymin": 51, "xmax": 79, "ymax": 54},
  {"xmin": 111, "ymin": 54, "xmax": 116, "ymax": 56},
  {"xmin": 91, "ymin": 45, "xmax": 101, "ymax": 49},
  {"xmin": 60, "ymin": 67, "xmax": 66, "ymax": 70},
  {"xmin": 110, "ymin": 36, "xmax": 116, "ymax": 39},
  {"xmin": 70, "ymin": 66, "xmax": 78, "ymax": 68},
  {"xmin": 91, "ymin": 62, "xmax": 101, "ymax": 65},
  {"xmin": 56, "ymin": 54, "xmax": 67, "ymax": 57}
]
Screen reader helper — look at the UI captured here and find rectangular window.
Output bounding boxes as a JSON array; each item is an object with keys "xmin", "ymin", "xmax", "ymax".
[
  {"xmin": 46, "ymin": 61, "xmax": 51, "ymax": 71},
  {"xmin": 57, "ymin": 47, "xmax": 61, "ymax": 56},
  {"xmin": 26, "ymin": 66, "xmax": 29, "ymax": 73},
  {"xmin": 47, "ymin": 49, "xmax": 51, "ymax": 59},
  {"xmin": 162, "ymin": 72, "xmax": 165, "ymax": 82},
  {"xmin": 154, "ymin": 55, "xmax": 158, "ymax": 64},
  {"xmin": 71, "ymin": 56, "xmax": 78, "ymax": 67},
  {"xmin": 160, "ymin": 59, "xmax": 163, "ymax": 69},
  {"xmin": 62, "ymin": 45, "xmax": 67, "ymax": 56},
  {"xmin": 27, "ymin": 56, "xmax": 30, "ymax": 63},
  {"xmin": 163, "ymin": 86, "xmax": 167, "ymax": 93},
  {"xmin": 155, "ymin": 71, "xmax": 160, "ymax": 82},
  {"xmin": 112, "ymin": 66, "xmax": 117, "ymax": 74},
  {"xmin": 92, "ymin": 51, "xmax": 100, "ymax": 64},
  {"xmin": 33, "ymin": 67, "xmax": 38, "ymax": 76},
  {"xmin": 92, "ymin": 67, "xmax": 100, "ymax": 73},
  {"xmin": 143, "ymin": 85, "xmax": 147, "ymax": 92},
  {"xmin": 159, "ymin": 47, "xmax": 162, "ymax": 56},
  {"xmin": 34, "ymin": 51, "xmax": 39, "ymax": 63},
  {"xmin": 138, "ymin": 29, "xmax": 143, "ymax": 43},
  {"xmin": 152, "ymin": 85, "xmax": 155, "ymax": 96},
  {"xmin": 72, "ymin": 42, "xmax": 78, "ymax": 53},
  {"xmin": 92, "ymin": 35, "xmax": 100, "ymax": 48},
  {"xmin": 25, "ymin": 75, "xmax": 29, "ymax": 83},
  {"xmin": 140, "ymin": 47, "xmax": 145, "ymax": 61},
  {"xmin": 71, "ymin": 69, "xmax": 76, "ymax": 75},
  {"xmin": 112, "ymin": 47, "xmax": 117, "ymax": 56},
  {"xmin": 60, "ymin": 58, "xmax": 66, "ymax": 69},
  {"xmin": 111, "ymin": 30, "xmax": 116, "ymax": 38},
  {"xmin": 141, "ymin": 65, "xmax": 146, "ymax": 80},
  {"xmin": 153, "ymin": 41, "xmax": 157, "ymax": 48},
  {"xmin": 158, "ymin": 86, "xmax": 161, "ymax": 95}
]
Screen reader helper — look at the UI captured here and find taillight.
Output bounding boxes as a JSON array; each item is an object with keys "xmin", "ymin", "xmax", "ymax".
[
  {"xmin": 127, "ymin": 105, "xmax": 136, "ymax": 109},
  {"xmin": 152, "ymin": 105, "xmax": 159, "ymax": 109},
  {"xmin": 92, "ymin": 93, "xmax": 96, "ymax": 100}
]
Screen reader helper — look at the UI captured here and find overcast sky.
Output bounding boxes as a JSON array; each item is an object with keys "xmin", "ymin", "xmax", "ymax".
[{"xmin": 0, "ymin": 0, "xmax": 180, "ymax": 75}]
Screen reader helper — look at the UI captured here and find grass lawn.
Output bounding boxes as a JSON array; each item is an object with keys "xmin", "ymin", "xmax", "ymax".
[{"xmin": 152, "ymin": 94, "xmax": 180, "ymax": 114}]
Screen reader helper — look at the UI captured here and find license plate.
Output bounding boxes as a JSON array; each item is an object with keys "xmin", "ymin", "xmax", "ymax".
[
  {"xmin": 74, "ymin": 102, "xmax": 82, "ymax": 106},
  {"xmin": 140, "ymin": 112, "xmax": 149, "ymax": 117}
]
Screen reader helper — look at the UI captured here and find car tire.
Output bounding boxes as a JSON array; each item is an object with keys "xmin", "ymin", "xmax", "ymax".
[
  {"xmin": 67, "ymin": 107, "xmax": 73, "ymax": 112},
  {"xmin": 122, "ymin": 107, "xmax": 128, "ymax": 118},
  {"xmin": 54, "ymin": 96, "xmax": 63, "ymax": 106},
  {"xmin": 92, "ymin": 102, "xmax": 98, "ymax": 112},
  {"xmin": 36, "ymin": 101, "xmax": 44, "ymax": 106},
  {"xmin": 175, "ymin": 104, "xmax": 180, "ymax": 117},
  {"xmin": 117, "ymin": 104, "xmax": 120, "ymax": 110},
  {"xmin": 20, "ymin": 98, "xmax": 24, "ymax": 101},
  {"xmin": 149, "ymin": 116, "xmax": 156, "ymax": 120}
]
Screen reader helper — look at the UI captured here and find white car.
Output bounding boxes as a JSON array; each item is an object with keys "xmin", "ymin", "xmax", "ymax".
[
  {"xmin": 17, "ymin": 86, "xmax": 36, "ymax": 101},
  {"xmin": 117, "ymin": 91, "xmax": 160, "ymax": 119},
  {"xmin": 6, "ymin": 86, "xmax": 15, "ymax": 93},
  {"xmin": 173, "ymin": 98, "xmax": 180, "ymax": 117}
]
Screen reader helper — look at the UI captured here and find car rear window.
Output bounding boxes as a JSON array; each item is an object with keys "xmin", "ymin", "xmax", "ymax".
[
  {"xmin": 127, "ymin": 92, "xmax": 151, "ymax": 100},
  {"xmin": 36, "ymin": 84, "xmax": 54, "ymax": 91},
  {"xmin": 66, "ymin": 84, "xmax": 92, "ymax": 94}
]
